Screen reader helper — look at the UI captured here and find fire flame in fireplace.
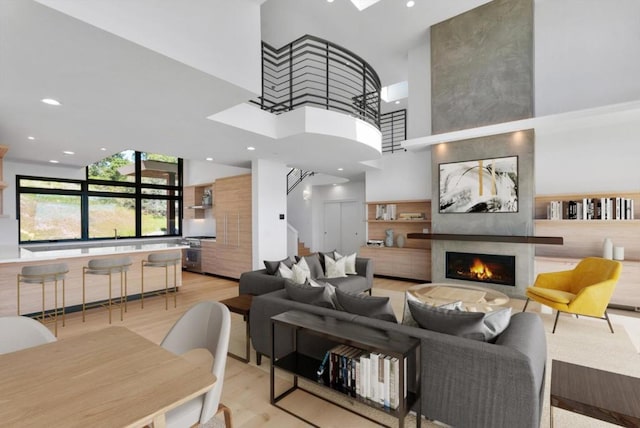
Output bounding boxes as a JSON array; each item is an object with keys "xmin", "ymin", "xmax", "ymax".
[{"xmin": 470, "ymin": 258, "xmax": 493, "ymax": 280}]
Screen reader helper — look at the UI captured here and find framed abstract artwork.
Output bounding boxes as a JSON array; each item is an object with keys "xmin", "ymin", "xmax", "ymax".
[{"xmin": 439, "ymin": 156, "xmax": 518, "ymax": 213}]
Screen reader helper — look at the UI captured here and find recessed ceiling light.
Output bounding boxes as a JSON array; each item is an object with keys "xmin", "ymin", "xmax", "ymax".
[
  {"xmin": 247, "ymin": 146, "xmax": 256, "ymax": 151},
  {"xmin": 206, "ymin": 157, "xmax": 213, "ymax": 161},
  {"xmin": 395, "ymin": 100, "xmax": 400, "ymax": 105},
  {"xmin": 337, "ymin": 168, "xmax": 344, "ymax": 171},
  {"xmin": 63, "ymin": 151, "xmax": 75, "ymax": 155},
  {"xmin": 327, "ymin": 0, "xmax": 334, "ymax": 3},
  {"xmin": 27, "ymin": 136, "xmax": 35, "ymax": 140},
  {"xmin": 100, "ymin": 147, "xmax": 107, "ymax": 151},
  {"xmin": 49, "ymin": 160, "xmax": 59, "ymax": 164},
  {"xmin": 41, "ymin": 98, "xmax": 61, "ymax": 106},
  {"xmin": 406, "ymin": 1, "xmax": 415, "ymax": 7}
]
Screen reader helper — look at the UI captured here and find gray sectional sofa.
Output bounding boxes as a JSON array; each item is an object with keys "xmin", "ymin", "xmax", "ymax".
[
  {"xmin": 249, "ymin": 289, "xmax": 547, "ymax": 428},
  {"xmin": 238, "ymin": 255, "xmax": 373, "ymax": 296}
]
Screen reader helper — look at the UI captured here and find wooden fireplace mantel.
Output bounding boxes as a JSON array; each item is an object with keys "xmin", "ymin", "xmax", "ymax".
[{"xmin": 406, "ymin": 233, "xmax": 563, "ymax": 245}]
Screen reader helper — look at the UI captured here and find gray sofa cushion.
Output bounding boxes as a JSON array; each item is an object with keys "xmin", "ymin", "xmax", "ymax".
[
  {"xmin": 408, "ymin": 299, "xmax": 512, "ymax": 342},
  {"xmin": 264, "ymin": 257, "xmax": 294, "ymax": 275},
  {"xmin": 335, "ymin": 289, "xmax": 397, "ymax": 323},
  {"xmin": 284, "ymin": 280, "xmax": 334, "ymax": 309},
  {"xmin": 295, "ymin": 253, "xmax": 325, "ymax": 279}
]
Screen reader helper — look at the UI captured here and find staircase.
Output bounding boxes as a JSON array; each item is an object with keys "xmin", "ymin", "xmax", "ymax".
[{"xmin": 297, "ymin": 240, "xmax": 312, "ymax": 257}]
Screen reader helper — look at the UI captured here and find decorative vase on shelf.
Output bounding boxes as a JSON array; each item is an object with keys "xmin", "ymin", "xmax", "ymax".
[
  {"xmin": 397, "ymin": 234, "xmax": 405, "ymax": 248},
  {"xmin": 385, "ymin": 229, "xmax": 394, "ymax": 247},
  {"xmin": 602, "ymin": 238, "xmax": 613, "ymax": 259}
]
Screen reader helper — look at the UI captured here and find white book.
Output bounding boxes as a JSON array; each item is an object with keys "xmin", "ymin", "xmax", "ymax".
[
  {"xmin": 390, "ymin": 357, "xmax": 399, "ymax": 409},
  {"xmin": 383, "ymin": 356, "xmax": 391, "ymax": 408},
  {"xmin": 370, "ymin": 353, "xmax": 379, "ymax": 402},
  {"xmin": 360, "ymin": 355, "xmax": 369, "ymax": 399}
]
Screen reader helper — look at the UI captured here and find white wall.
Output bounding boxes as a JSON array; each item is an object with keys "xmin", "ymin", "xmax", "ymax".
[
  {"xmin": 365, "ymin": 151, "xmax": 432, "ymax": 202},
  {"xmin": 287, "ymin": 180, "xmax": 314, "ymax": 252},
  {"xmin": 535, "ymin": 123, "xmax": 640, "ymax": 194},
  {"xmin": 535, "ymin": 0, "xmax": 640, "ymax": 116},
  {"xmin": 310, "ymin": 180, "xmax": 366, "ymax": 253},
  {"xmin": 252, "ymin": 159, "xmax": 288, "ymax": 269}
]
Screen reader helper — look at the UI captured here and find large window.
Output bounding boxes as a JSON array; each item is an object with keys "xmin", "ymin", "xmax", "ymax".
[{"xmin": 18, "ymin": 151, "xmax": 182, "ymax": 243}]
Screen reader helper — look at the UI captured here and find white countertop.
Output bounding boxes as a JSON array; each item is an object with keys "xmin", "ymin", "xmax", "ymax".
[{"xmin": 0, "ymin": 242, "xmax": 187, "ymax": 264}]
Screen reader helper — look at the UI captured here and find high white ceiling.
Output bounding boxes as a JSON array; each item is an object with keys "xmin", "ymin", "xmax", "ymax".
[{"xmin": 0, "ymin": 0, "xmax": 488, "ymax": 177}]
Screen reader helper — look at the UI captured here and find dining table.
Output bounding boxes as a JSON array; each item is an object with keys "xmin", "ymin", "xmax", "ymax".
[{"xmin": 0, "ymin": 326, "xmax": 217, "ymax": 427}]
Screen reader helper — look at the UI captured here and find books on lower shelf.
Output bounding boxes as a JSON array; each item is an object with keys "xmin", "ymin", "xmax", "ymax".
[
  {"xmin": 547, "ymin": 197, "xmax": 635, "ymax": 220},
  {"xmin": 323, "ymin": 345, "xmax": 407, "ymax": 410}
]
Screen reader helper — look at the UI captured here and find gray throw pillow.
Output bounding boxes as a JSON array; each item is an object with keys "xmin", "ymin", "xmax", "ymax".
[
  {"xmin": 335, "ymin": 289, "xmax": 397, "ymax": 323},
  {"xmin": 295, "ymin": 253, "xmax": 325, "ymax": 279},
  {"xmin": 407, "ymin": 300, "xmax": 512, "ymax": 342},
  {"xmin": 284, "ymin": 279, "xmax": 335, "ymax": 309},
  {"xmin": 264, "ymin": 257, "xmax": 294, "ymax": 275},
  {"xmin": 401, "ymin": 292, "xmax": 462, "ymax": 327},
  {"xmin": 308, "ymin": 278, "xmax": 343, "ymax": 310}
]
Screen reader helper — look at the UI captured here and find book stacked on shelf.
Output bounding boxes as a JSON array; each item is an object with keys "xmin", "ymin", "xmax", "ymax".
[
  {"xmin": 547, "ymin": 197, "xmax": 635, "ymax": 220},
  {"xmin": 320, "ymin": 345, "xmax": 406, "ymax": 410},
  {"xmin": 375, "ymin": 204, "xmax": 397, "ymax": 220}
]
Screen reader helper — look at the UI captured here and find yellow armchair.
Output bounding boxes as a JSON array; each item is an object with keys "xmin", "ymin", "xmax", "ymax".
[{"xmin": 523, "ymin": 257, "xmax": 622, "ymax": 333}]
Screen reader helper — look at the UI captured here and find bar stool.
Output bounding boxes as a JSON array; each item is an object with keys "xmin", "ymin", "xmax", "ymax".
[
  {"xmin": 82, "ymin": 256, "xmax": 132, "ymax": 323},
  {"xmin": 141, "ymin": 251, "xmax": 181, "ymax": 310},
  {"xmin": 17, "ymin": 263, "xmax": 68, "ymax": 336}
]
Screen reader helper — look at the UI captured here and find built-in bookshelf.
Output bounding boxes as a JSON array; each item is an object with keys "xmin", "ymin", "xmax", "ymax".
[
  {"xmin": 361, "ymin": 200, "xmax": 431, "ymax": 281},
  {"xmin": 535, "ymin": 192, "xmax": 639, "ymax": 221},
  {"xmin": 535, "ymin": 192, "xmax": 640, "ymax": 309}
]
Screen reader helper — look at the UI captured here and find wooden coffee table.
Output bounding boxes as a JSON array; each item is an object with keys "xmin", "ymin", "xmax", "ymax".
[
  {"xmin": 219, "ymin": 294, "xmax": 253, "ymax": 363},
  {"xmin": 551, "ymin": 359, "xmax": 640, "ymax": 427}
]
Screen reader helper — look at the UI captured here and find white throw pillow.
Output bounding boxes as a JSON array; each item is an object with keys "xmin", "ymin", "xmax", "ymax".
[
  {"xmin": 280, "ymin": 258, "xmax": 310, "ymax": 284},
  {"xmin": 324, "ymin": 254, "xmax": 347, "ymax": 278},
  {"xmin": 334, "ymin": 251, "xmax": 357, "ymax": 275},
  {"xmin": 291, "ymin": 259, "xmax": 310, "ymax": 284},
  {"xmin": 278, "ymin": 262, "xmax": 293, "ymax": 279}
]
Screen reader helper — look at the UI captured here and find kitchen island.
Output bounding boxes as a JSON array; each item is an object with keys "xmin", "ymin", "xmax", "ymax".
[{"xmin": 1, "ymin": 240, "xmax": 187, "ymax": 317}]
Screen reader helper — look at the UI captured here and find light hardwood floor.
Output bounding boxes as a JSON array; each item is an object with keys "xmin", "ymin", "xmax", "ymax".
[{"xmin": 51, "ymin": 272, "xmax": 421, "ymax": 428}]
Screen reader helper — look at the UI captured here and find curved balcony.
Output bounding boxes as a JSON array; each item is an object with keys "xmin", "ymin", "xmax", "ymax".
[{"xmin": 252, "ymin": 34, "xmax": 382, "ymax": 129}]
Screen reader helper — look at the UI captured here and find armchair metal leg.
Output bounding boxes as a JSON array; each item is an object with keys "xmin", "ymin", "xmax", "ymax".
[
  {"xmin": 604, "ymin": 311, "xmax": 615, "ymax": 334},
  {"xmin": 522, "ymin": 298, "xmax": 530, "ymax": 312},
  {"xmin": 552, "ymin": 311, "xmax": 560, "ymax": 334}
]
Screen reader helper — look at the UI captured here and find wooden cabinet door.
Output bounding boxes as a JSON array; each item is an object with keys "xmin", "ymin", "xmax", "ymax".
[
  {"xmin": 212, "ymin": 174, "xmax": 252, "ymax": 279},
  {"xmin": 183, "ymin": 186, "xmax": 196, "ymax": 220},
  {"xmin": 201, "ymin": 241, "xmax": 217, "ymax": 274}
]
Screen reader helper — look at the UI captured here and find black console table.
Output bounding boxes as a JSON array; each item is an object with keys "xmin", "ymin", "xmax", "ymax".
[{"xmin": 270, "ymin": 310, "xmax": 420, "ymax": 428}]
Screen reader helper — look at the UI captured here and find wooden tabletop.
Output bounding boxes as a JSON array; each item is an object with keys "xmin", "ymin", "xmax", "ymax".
[
  {"xmin": 551, "ymin": 359, "xmax": 640, "ymax": 426},
  {"xmin": 0, "ymin": 326, "xmax": 216, "ymax": 428},
  {"xmin": 220, "ymin": 294, "xmax": 253, "ymax": 315}
]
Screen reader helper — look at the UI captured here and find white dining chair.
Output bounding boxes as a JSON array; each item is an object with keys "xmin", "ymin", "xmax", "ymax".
[
  {"xmin": 0, "ymin": 315, "xmax": 56, "ymax": 354},
  {"xmin": 161, "ymin": 301, "xmax": 232, "ymax": 428}
]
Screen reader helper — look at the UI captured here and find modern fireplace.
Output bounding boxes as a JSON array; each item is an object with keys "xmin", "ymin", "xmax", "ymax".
[{"xmin": 446, "ymin": 251, "xmax": 516, "ymax": 286}]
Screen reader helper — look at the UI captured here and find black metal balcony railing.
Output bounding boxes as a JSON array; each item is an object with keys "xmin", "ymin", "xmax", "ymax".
[
  {"xmin": 251, "ymin": 35, "xmax": 382, "ymax": 129},
  {"xmin": 380, "ymin": 109, "xmax": 407, "ymax": 153}
]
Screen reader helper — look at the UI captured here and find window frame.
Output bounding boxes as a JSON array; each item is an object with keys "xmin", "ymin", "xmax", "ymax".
[{"xmin": 17, "ymin": 152, "xmax": 183, "ymax": 244}]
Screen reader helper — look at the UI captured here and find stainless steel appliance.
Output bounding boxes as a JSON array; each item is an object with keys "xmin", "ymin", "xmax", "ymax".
[{"xmin": 180, "ymin": 236, "xmax": 214, "ymax": 273}]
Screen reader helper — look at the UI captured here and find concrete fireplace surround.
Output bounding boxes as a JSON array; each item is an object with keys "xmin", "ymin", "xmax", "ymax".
[{"xmin": 430, "ymin": 130, "xmax": 535, "ymax": 298}]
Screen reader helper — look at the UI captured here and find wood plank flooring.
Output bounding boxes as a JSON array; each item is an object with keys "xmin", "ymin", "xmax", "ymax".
[{"xmin": 50, "ymin": 271, "xmax": 421, "ymax": 428}]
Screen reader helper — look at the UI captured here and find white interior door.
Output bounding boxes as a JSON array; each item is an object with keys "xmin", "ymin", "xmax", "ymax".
[
  {"xmin": 323, "ymin": 202, "xmax": 341, "ymax": 252},
  {"xmin": 323, "ymin": 201, "xmax": 363, "ymax": 254},
  {"xmin": 339, "ymin": 201, "xmax": 361, "ymax": 254}
]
